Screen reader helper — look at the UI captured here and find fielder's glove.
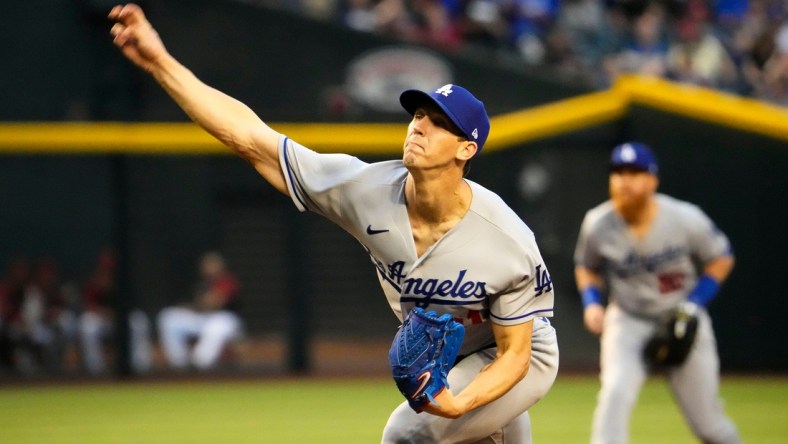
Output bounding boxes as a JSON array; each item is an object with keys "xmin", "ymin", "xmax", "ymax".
[
  {"xmin": 643, "ymin": 301, "xmax": 699, "ymax": 367},
  {"xmin": 388, "ymin": 307, "xmax": 465, "ymax": 412}
]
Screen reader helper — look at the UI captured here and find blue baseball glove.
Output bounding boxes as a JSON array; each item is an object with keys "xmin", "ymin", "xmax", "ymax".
[{"xmin": 388, "ymin": 307, "xmax": 465, "ymax": 412}]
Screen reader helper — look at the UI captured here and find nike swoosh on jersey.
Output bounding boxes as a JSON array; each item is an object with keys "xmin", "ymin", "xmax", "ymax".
[{"xmin": 366, "ymin": 225, "xmax": 390, "ymax": 235}]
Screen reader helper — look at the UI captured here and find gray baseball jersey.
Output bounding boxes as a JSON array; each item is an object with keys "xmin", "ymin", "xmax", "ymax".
[
  {"xmin": 574, "ymin": 193, "xmax": 731, "ymax": 318},
  {"xmin": 278, "ymin": 136, "xmax": 555, "ymax": 356},
  {"xmin": 574, "ymin": 193, "xmax": 740, "ymax": 443}
]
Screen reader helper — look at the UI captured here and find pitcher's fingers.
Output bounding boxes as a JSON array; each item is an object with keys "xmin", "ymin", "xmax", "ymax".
[
  {"xmin": 112, "ymin": 27, "xmax": 135, "ymax": 46},
  {"xmin": 108, "ymin": 4, "xmax": 124, "ymax": 20},
  {"xmin": 118, "ymin": 3, "xmax": 145, "ymax": 24},
  {"xmin": 110, "ymin": 23, "xmax": 126, "ymax": 37}
]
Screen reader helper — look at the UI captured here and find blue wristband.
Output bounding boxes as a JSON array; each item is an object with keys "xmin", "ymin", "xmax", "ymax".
[
  {"xmin": 581, "ymin": 286, "xmax": 603, "ymax": 308},
  {"xmin": 687, "ymin": 275, "xmax": 720, "ymax": 307}
]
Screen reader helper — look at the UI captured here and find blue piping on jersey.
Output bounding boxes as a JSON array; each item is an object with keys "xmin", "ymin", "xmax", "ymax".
[
  {"xmin": 400, "ymin": 297, "xmax": 483, "ymax": 306},
  {"xmin": 490, "ymin": 308, "xmax": 554, "ymax": 321},
  {"xmin": 282, "ymin": 137, "xmax": 309, "ymax": 210}
]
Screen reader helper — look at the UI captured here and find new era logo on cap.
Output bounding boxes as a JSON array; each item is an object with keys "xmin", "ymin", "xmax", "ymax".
[
  {"xmin": 610, "ymin": 142, "xmax": 659, "ymax": 175},
  {"xmin": 399, "ymin": 84, "xmax": 491, "ymax": 154}
]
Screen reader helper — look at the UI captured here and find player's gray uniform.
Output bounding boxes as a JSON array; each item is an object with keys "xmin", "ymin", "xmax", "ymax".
[
  {"xmin": 279, "ymin": 136, "xmax": 559, "ymax": 443},
  {"xmin": 574, "ymin": 194, "xmax": 740, "ymax": 444}
]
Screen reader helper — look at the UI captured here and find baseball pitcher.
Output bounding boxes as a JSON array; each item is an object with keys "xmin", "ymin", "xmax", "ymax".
[{"xmin": 109, "ymin": 4, "xmax": 558, "ymax": 443}]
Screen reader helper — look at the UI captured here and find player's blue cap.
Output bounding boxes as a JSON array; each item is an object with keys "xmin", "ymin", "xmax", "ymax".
[
  {"xmin": 610, "ymin": 142, "xmax": 659, "ymax": 175},
  {"xmin": 399, "ymin": 84, "xmax": 491, "ymax": 154}
]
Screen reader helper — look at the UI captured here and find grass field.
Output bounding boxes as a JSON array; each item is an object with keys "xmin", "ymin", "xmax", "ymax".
[{"xmin": 0, "ymin": 374, "xmax": 785, "ymax": 443}]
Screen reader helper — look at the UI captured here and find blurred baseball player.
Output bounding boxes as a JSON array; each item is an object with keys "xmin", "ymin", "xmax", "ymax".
[
  {"xmin": 109, "ymin": 4, "xmax": 558, "ymax": 442},
  {"xmin": 574, "ymin": 142, "xmax": 740, "ymax": 444}
]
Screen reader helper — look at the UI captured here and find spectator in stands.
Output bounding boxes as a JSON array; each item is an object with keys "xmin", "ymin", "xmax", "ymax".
[
  {"xmin": 666, "ymin": 0, "xmax": 739, "ymax": 89},
  {"xmin": 506, "ymin": 0, "xmax": 562, "ymax": 64},
  {"xmin": 412, "ymin": 0, "xmax": 464, "ymax": 49},
  {"xmin": 78, "ymin": 248, "xmax": 151, "ymax": 374},
  {"xmin": 602, "ymin": 3, "xmax": 670, "ymax": 85},
  {"xmin": 369, "ymin": 0, "xmax": 415, "ymax": 38},
  {"xmin": 749, "ymin": 22, "xmax": 788, "ymax": 105},
  {"xmin": 157, "ymin": 252, "xmax": 243, "ymax": 371},
  {"xmin": 340, "ymin": 0, "xmax": 463, "ymax": 49},
  {"xmin": 18, "ymin": 259, "xmax": 77, "ymax": 373},
  {"xmin": 549, "ymin": 0, "xmax": 624, "ymax": 80},
  {"xmin": 0, "ymin": 257, "xmax": 77, "ymax": 375},
  {"xmin": 714, "ymin": 0, "xmax": 751, "ymax": 39},
  {"xmin": 459, "ymin": 0, "xmax": 511, "ymax": 48}
]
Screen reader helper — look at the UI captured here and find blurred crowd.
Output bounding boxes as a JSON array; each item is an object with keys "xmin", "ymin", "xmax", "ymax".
[
  {"xmin": 257, "ymin": 0, "xmax": 788, "ymax": 105},
  {"xmin": 0, "ymin": 256, "xmax": 79, "ymax": 375},
  {"xmin": 0, "ymin": 249, "xmax": 145, "ymax": 377},
  {"xmin": 0, "ymin": 249, "xmax": 241, "ymax": 377}
]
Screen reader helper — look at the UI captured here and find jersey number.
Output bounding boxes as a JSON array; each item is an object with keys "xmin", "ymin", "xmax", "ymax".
[
  {"xmin": 658, "ymin": 272, "xmax": 685, "ymax": 294},
  {"xmin": 455, "ymin": 310, "xmax": 484, "ymax": 326}
]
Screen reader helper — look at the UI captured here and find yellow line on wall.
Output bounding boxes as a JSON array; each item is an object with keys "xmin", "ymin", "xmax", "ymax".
[
  {"xmin": 0, "ymin": 122, "xmax": 408, "ymax": 155},
  {"xmin": 616, "ymin": 75, "xmax": 788, "ymax": 142},
  {"xmin": 0, "ymin": 91, "xmax": 629, "ymax": 155},
  {"xmin": 0, "ymin": 75, "xmax": 785, "ymax": 155},
  {"xmin": 485, "ymin": 88, "xmax": 628, "ymax": 151}
]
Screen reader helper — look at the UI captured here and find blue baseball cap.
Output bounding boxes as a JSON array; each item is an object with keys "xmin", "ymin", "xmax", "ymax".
[
  {"xmin": 400, "ymin": 84, "xmax": 491, "ymax": 153},
  {"xmin": 610, "ymin": 142, "xmax": 659, "ymax": 175}
]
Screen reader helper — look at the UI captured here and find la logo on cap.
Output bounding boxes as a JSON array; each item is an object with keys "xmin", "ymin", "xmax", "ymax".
[
  {"xmin": 620, "ymin": 144, "xmax": 637, "ymax": 162},
  {"xmin": 436, "ymin": 84, "xmax": 453, "ymax": 96}
]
